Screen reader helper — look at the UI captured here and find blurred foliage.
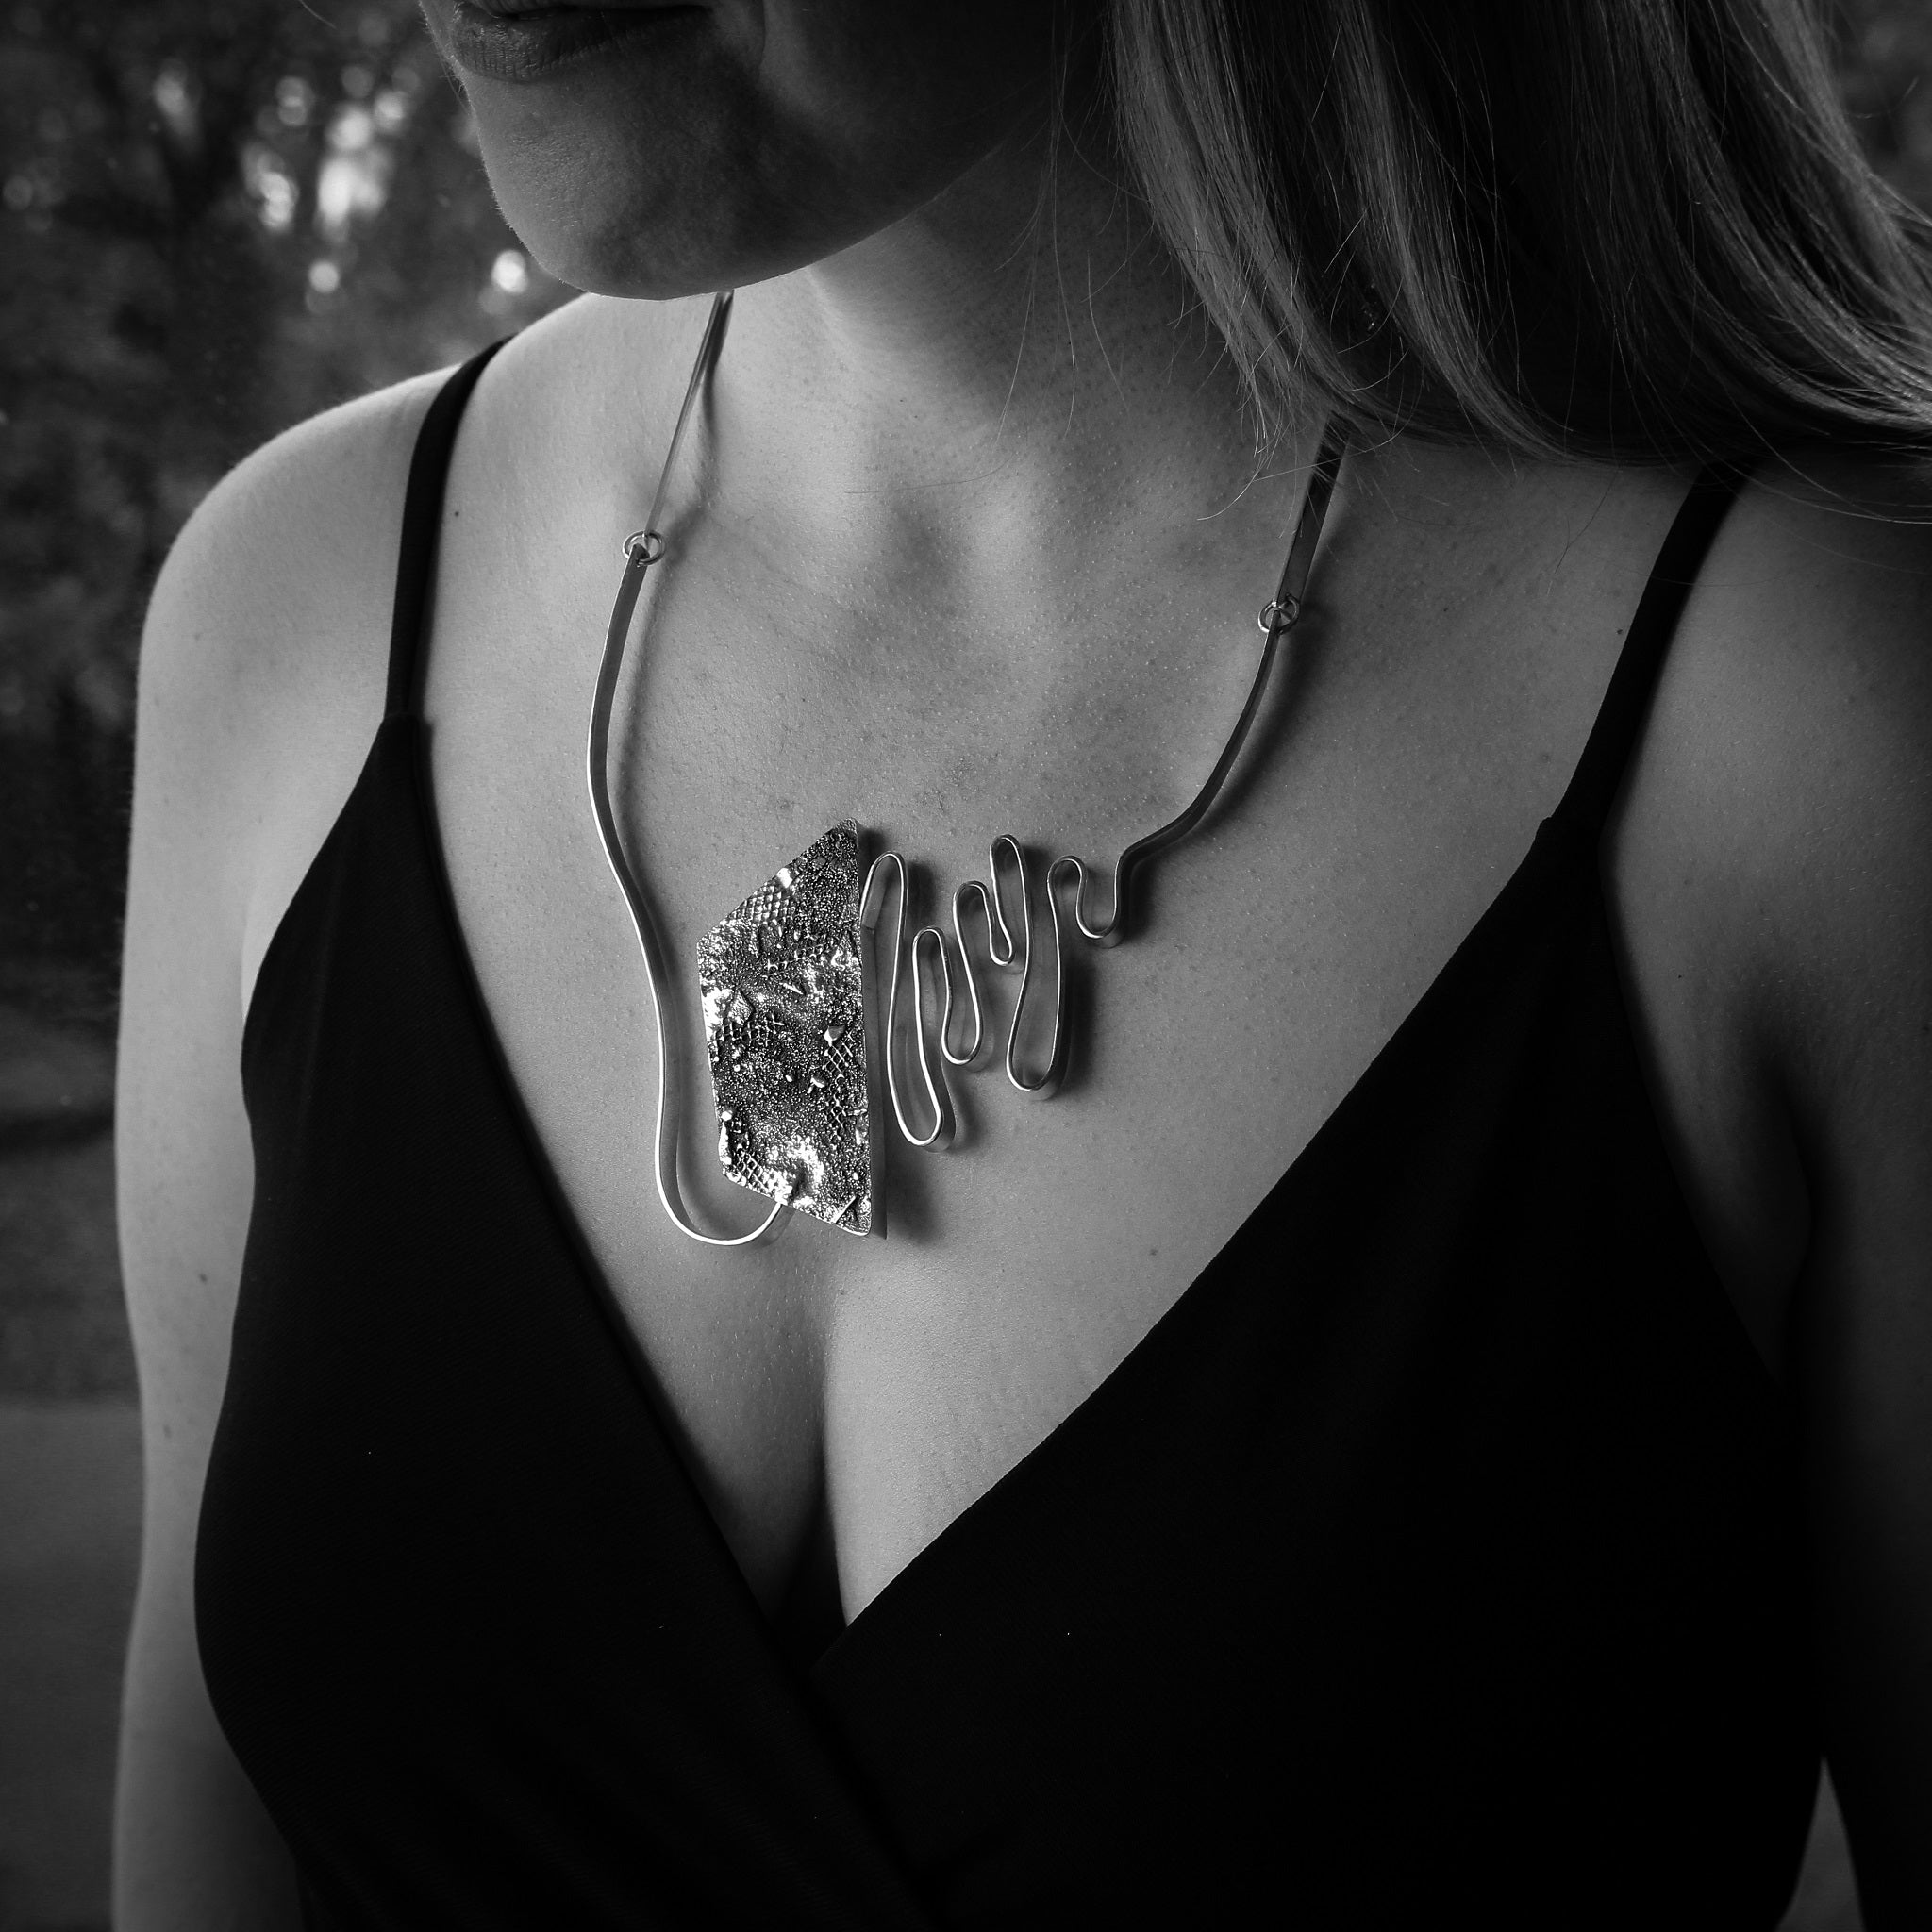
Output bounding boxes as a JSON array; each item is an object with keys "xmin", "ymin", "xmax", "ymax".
[
  {"xmin": 0, "ymin": 0, "xmax": 1929, "ymax": 1024},
  {"xmin": 1838, "ymin": 0, "xmax": 1932, "ymax": 208},
  {"xmin": 0, "ymin": 0, "xmax": 567, "ymax": 1016}
]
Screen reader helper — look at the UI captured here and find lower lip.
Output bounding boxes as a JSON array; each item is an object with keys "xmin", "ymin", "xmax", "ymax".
[{"xmin": 443, "ymin": 2, "xmax": 701, "ymax": 84}]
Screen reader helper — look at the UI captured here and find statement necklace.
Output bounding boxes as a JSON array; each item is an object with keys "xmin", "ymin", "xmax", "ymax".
[{"xmin": 589, "ymin": 291, "xmax": 1346, "ymax": 1248}]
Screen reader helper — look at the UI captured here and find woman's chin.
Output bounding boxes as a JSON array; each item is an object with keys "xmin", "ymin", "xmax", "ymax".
[{"xmin": 488, "ymin": 193, "xmax": 779, "ymax": 304}]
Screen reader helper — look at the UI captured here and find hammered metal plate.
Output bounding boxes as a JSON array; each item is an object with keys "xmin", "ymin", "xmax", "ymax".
[{"xmin": 697, "ymin": 821, "xmax": 874, "ymax": 1235}]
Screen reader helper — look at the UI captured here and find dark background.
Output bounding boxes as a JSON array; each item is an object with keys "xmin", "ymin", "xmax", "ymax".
[{"xmin": 0, "ymin": 1, "xmax": 1927, "ymax": 1925}]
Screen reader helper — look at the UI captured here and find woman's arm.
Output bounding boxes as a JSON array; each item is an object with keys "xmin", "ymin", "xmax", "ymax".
[
  {"xmin": 1676, "ymin": 465, "xmax": 1932, "ymax": 1928},
  {"xmin": 112, "ymin": 380, "xmax": 432, "ymax": 1931},
  {"xmin": 1774, "ymin": 519, "xmax": 1932, "ymax": 1932}
]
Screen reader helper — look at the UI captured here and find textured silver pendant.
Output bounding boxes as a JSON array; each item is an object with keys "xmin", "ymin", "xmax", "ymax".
[{"xmin": 697, "ymin": 821, "xmax": 875, "ymax": 1235}]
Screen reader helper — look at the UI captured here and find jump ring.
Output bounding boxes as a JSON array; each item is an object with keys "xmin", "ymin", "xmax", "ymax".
[{"xmin": 1257, "ymin": 594, "xmax": 1300, "ymax": 636}]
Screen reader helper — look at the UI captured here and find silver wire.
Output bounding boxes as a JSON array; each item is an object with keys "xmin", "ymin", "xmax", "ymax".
[
  {"xmin": 586, "ymin": 291, "xmax": 786, "ymax": 1247},
  {"xmin": 589, "ymin": 286, "xmax": 1348, "ymax": 1239},
  {"xmin": 858, "ymin": 430, "xmax": 1347, "ymax": 1131},
  {"xmin": 858, "ymin": 853, "xmax": 957, "ymax": 1152}
]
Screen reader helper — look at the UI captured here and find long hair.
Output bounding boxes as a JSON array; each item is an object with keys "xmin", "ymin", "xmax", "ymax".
[{"xmin": 1108, "ymin": 0, "xmax": 1932, "ymax": 460}]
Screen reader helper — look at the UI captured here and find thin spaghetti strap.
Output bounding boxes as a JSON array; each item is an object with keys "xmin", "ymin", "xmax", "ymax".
[
  {"xmin": 1551, "ymin": 462, "xmax": 1748, "ymax": 838},
  {"xmin": 383, "ymin": 340, "xmax": 508, "ymax": 721}
]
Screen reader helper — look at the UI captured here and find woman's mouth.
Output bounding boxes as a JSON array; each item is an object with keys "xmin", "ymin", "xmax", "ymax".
[{"xmin": 441, "ymin": 1, "xmax": 704, "ymax": 85}]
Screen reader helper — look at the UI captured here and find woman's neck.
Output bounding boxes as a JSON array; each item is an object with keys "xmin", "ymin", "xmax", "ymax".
[{"xmin": 646, "ymin": 107, "xmax": 1322, "ymax": 589}]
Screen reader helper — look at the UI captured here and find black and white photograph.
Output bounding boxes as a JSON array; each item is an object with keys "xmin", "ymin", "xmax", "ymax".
[{"xmin": 4, "ymin": 1, "xmax": 1931, "ymax": 1925}]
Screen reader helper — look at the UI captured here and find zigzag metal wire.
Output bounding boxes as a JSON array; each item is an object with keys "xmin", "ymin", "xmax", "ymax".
[
  {"xmin": 855, "ymin": 509, "xmax": 1338, "ymax": 1151},
  {"xmin": 857, "ymin": 421, "xmax": 1347, "ymax": 1149}
]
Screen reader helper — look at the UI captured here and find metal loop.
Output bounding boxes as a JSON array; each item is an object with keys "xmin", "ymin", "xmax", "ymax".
[
  {"xmin": 858, "ymin": 854, "xmax": 956, "ymax": 1152},
  {"xmin": 1257, "ymin": 593, "xmax": 1300, "ymax": 636},
  {"xmin": 1047, "ymin": 852, "xmax": 1126, "ymax": 948},
  {"xmin": 622, "ymin": 529, "xmax": 665, "ymax": 567},
  {"xmin": 941, "ymin": 882, "xmax": 996, "ymax": 1068},
  {"xmin": 1003, "ymin": 843, "xmax": 1067, "ymax": 1098}
]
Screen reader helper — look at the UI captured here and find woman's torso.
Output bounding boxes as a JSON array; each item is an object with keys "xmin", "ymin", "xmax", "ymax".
[
  {"xmin": 233, "ymin": 296, "xmax": 1805, "ymax": 1618},
  {"xmin": 188, "ymin": 290, "xmax": 1831, "ymax": 1932},
  {"xmin": 196, "ymin": 294, "xmax": 1823, "ymax": 1923}
]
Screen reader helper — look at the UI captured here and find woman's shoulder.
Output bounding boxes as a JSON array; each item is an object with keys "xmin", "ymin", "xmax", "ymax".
[
  {"xmin": 1718, "ymin": 444, "xmax": 1932, "ymax": 666},
  {"xmin": 1626, "ymin": 441, "xmax": 1931, "ymax": 1032},
  {"xmin": 1646, "ymin": 446, "xmax": 1932, "ymax": 953},
  {"xmin": 1614, "ymin": 441, "xmax": 1931, "ymax": 1342},
  {"xmin": 141, "ymin": 292, "xmax": 694, "ymax": 723},
  {"xmin": 140, "ymin": 355, "xmax": 449, "ymax": 766},
  {"xmin": 132, "ymin": 292, "xmax": 708, "ymax": 995}
]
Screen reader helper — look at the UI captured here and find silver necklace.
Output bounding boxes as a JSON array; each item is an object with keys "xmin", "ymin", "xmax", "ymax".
[{"xmin": 588, "ymin": 291, "xmax": 1346, "ymax": 1248}]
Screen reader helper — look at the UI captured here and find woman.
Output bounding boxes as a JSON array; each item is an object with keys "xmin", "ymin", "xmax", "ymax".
[{"xmin": 114, "ymin": 1, "xmax": 1931, "ymax": 1924}]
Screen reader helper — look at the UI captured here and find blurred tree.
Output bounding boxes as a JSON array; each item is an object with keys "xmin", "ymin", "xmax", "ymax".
[
  {"xmin": 0, "ymin": 0, "xmax": 564, "ymax": 1020},
  {"xmin": 1837, "ymin": 0, "xmax": 1932, "ymax": 209},
  {"xmin": 0, "ymin": 0, "xmax": 1929, "ymax": 1025}
]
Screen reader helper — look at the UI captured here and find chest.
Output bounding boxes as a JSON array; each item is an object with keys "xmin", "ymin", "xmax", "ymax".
[{"xmin": 407, "ymin": 458, "xmax": 1720, "ymax": 1618}]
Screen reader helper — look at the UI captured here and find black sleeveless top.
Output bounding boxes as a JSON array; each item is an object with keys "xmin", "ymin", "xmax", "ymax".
[{"xmin": 197, "ymin": 347, "xmax": 1819, "ymax": 1929}]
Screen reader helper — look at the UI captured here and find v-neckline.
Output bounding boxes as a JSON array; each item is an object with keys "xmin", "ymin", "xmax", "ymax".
[
  {"xmin": 279, "ymin": 375, "xmax": 1749, "ymax": 1666},
  {"xmin": 399, "ymin": 690, "xmax": 1610, "ymax": 1656}
]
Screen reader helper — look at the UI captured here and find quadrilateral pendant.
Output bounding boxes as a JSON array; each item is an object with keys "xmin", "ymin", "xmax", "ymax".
[{"xmin": 697, "ymin": 820, "xmax": 875, "ymax": 1236}]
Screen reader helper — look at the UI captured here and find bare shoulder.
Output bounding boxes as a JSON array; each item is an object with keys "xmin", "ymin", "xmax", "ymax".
[
  {"xmin": 1629, "ymin": 449, "xmax": 1932, "ymax": 1042},
  {"xmin": 1707, "ymin": 445, "xmax": 1932, "ymax": 754},
  {"xmin": 147, "ymin": 360, "xmax": 454, "ymax": 680},
  {"xmin": 138, "ymin": 291, "xmax": 700, "ymax": 770},
  {"xmin": 135, "ymin": 358, "xmax": 450, "ymax": 924},
  {"xmin": 139, "ymin": 291, "xmax": 673, "ymax": 952},
  {"xmin": 1606, "ymin": 445, "xmax": 1931, "ymax": 1355}
]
